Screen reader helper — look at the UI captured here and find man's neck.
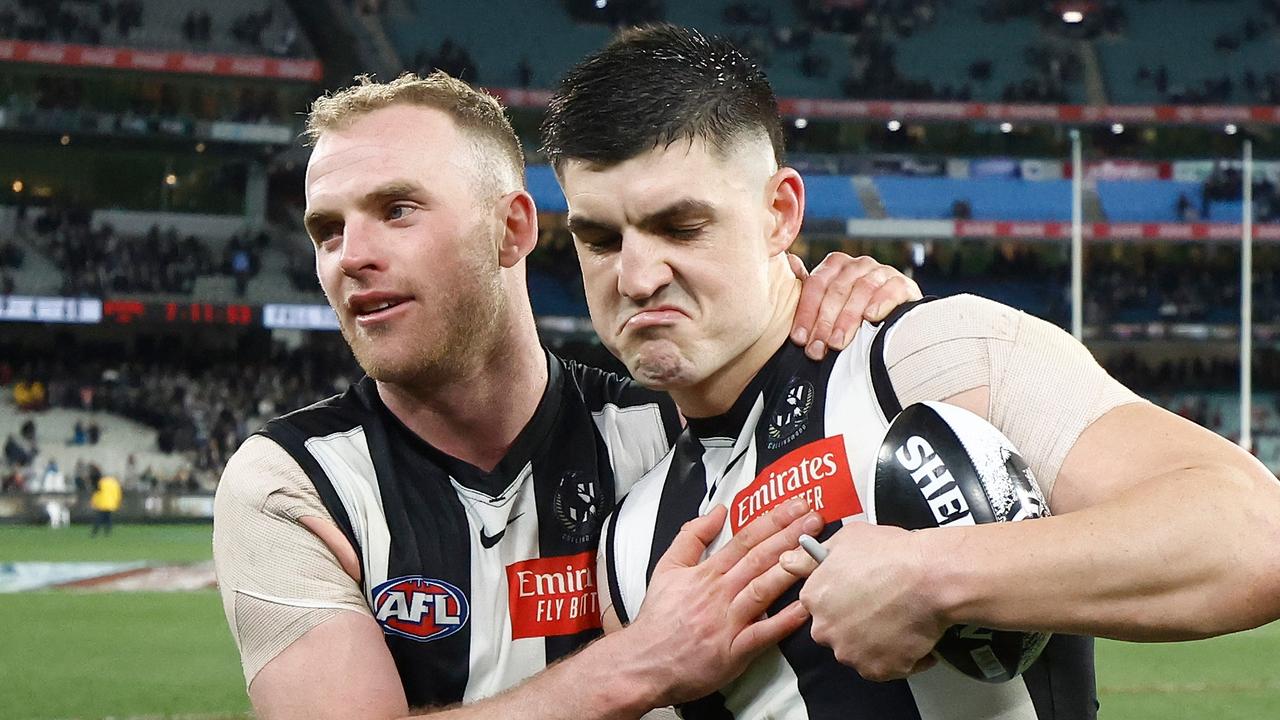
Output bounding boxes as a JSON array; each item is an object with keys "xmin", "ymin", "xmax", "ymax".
[
  {"xmin": 672, "ymin": 272, "xmax": 802, "ymax": 419},
  {"xmin": 376, "ymin": 298, "xmax": 548, "ymax": 472}
]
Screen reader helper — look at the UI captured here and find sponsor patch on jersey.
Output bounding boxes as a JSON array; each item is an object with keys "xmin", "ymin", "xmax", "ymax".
[
  {"xmin": 766, "ymin": 377, "xmax": 815, "ymax": 449},
  {"xmin": 372, "ymin": 576, "xmax": 469, "ymax": 642},
  {"xmin": 506, "ymin": 551, "xmax": 601, "ymax": 640},
  {"xmin": 731, "ymin": 435, "xmax": 861, "ymax": 534}
]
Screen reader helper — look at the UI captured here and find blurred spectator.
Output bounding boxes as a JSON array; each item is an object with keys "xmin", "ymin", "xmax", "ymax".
[
  {"xmin": 1176, "ymin": 192, "xmax": 1196, "ymax": 222},
  {"xmin": 516, "ymin": 57, "xmax": 534, "ymax": 88},
  {"xmin": 89, "ymin": 465, "xmax": 122, "ymax": 536},
  {"xmin": 4, "ymin": 433, "xmax": 28, "ymax": 467},
  {"xmin": 14, "ymin": 380, "xmax": 47, "ymax": 410},
  {"xmin": 40, "ymin": 459, "xmax": 67, "ymax": 493},
  {"xmin": 181, "ymin": 9, "xmax": 212, "ymax": 43}
]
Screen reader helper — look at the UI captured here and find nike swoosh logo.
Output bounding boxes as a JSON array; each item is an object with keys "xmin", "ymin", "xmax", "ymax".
[{"xmin": 479, "ymin": 513, "xmax": 524, "ymax": 549}]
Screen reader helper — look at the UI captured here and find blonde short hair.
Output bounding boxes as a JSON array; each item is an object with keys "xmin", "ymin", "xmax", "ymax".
[{"xmin": 305, "ymin": 72, "xmax": 525, "ymax": 196}]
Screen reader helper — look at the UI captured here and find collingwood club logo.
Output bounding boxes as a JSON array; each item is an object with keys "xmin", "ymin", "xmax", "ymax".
[
  {"xmin": 552, "ymin": 471, "xmax": 601, "ymax": 544},
  {"xmin": 768, "ymin": 377, "xmax": 814, "ymax": 449}
]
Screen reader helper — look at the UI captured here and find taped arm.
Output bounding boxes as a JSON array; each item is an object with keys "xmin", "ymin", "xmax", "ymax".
[
  {"xmin": 213, "ymin": 435, "xmax": 407, "ymax": 719},
  {"xmin": 885, "ymin": 295, "xmax": 1280, "ymax": 639},
  {"xmin": 215, "ymin": 441, "xmax": 687, "ymax": 720}
]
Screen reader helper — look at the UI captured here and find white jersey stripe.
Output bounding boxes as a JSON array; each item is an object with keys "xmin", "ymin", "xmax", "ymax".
[{"xmin": 304, "ymin": 428, "xmax": 392, "ymax": 600}]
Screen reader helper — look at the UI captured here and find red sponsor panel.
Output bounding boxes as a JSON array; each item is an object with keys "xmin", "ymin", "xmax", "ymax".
[
  {"xmin": 953, "ymin": 220, "xmax": 1280, "ymax": 242},
  {"xmin": 730, "ymin": 435, "xmax": 861, "ymax": 534},
  {"xmin": 507, "ymin": 552, "xmax": 601, "ymax": 640},
  {"xmin": 0, "ymin": 40, "xmax": 321, "ymax": 81},
  {"xmin": 503, "ymin": 90, "xmax": 1280, "ymax": 126}
]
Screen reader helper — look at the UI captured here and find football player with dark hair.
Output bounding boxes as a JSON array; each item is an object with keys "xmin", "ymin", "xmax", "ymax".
[{"xmin": 543, "ymin": 24, "xmax": 1280, "ymax": 719}]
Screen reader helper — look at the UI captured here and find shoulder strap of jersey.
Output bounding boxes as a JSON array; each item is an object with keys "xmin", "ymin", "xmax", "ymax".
[
  {"xmin": 558, "ymin": 355, "xmax": 684, "ymax": 445},
  {"xmin": 255, "ymin": 392, "xmax": 372, "ymax": 570},
  {"xmin": 868, "ymin": 297, "xmax": 936, "ymax": 421}
]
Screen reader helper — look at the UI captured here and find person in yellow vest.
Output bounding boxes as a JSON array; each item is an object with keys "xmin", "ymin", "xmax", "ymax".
[{"xmin": 89, "ymin": 465, "xmax": 122, "ymax": 537}]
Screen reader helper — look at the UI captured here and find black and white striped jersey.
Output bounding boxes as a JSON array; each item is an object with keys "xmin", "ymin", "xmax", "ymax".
[
  {"xmin": 602, "ymin": 305, "xmax": 1097, "ymax": 720},
  {"xmin": 257, "ymin": 351, "xmax": 681, "ymax": 709}
]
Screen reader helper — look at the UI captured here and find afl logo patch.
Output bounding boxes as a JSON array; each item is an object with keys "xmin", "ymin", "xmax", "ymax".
[
  {"xmin": 553, "ymin": 470, "xmax": 601, "ymax": 544},
  {"xmin": 372, "ymin": 576, "xmax": 469, "ymax": 642},
  {"xmin": 768, "ymin": 377, "xmax": 814, "ymax": 449}
]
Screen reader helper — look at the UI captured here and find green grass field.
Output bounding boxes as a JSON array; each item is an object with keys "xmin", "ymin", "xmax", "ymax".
[{"xmin": 0, "ymin": 523, "xmax": 1277, "ymax": 719}]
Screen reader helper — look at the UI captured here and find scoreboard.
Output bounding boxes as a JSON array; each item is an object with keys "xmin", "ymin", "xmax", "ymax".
[
  {"xmin": 103, "ymin": 300, "xmax": 257, "ymax": 326},
  {"xmin": 1, "ymin": 295, "xmax": 337, "ymax": 330}
]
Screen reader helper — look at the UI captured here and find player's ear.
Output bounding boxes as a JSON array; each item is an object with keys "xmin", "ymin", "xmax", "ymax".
[
  {"xmin": 497, "ymin": 190, "xmax": 538, "ymax": 268},
  {"xmin": 765, "ymin": 167, "xmax": 804, "ymax": 256}
]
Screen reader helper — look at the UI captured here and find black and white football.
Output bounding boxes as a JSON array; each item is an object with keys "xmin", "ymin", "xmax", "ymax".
[{"xmin": 873, "ymin": 401, "xmax": 1052, "ymax": 683}]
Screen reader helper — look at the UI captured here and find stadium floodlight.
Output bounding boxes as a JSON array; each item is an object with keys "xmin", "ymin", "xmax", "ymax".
[
  {"xmin": 887, "ymin": 119, "xmax": 902, "ymax": 132},
  {"xmin": 1226, "ymin": 124, "xmax": 1239, "ymax": 135},
  {"xmin": 595, "ymin": 0, "xmax": 606, "ymax": 8},
  {"xmin": 1110, "ymin": 123, "xmax": 1125, "ymax": 134},
  {"xmin": 1000, "ymin": 122, "xmax": 1013, "ymax": 133},
  {"xmin": 1062, "ymin": 10, "xmax": 1084, "ymax": 23},
  {"xmin": 794, "ymin": 117, "xmax": 808, "ymax": 129}
]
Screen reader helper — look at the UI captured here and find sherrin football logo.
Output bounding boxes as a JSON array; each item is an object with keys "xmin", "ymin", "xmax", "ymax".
[{"xmin": 372, "ymin": 576, "xmax": 470, "ymax": 642}]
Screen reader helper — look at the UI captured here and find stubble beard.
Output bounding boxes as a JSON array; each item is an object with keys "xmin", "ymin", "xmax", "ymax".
[{"xmin": 343, "ymin": 252, "xmax": 507, "ymax": 390}]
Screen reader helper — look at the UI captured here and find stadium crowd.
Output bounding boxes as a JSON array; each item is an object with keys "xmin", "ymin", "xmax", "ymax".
[
  {"xmin": 0, "ymin": 0, "xmax": 306, "ymax": 58},
  {"xmin": 0, "ymin": 72, "xmax": 294, "ymax": 125},
  {"xmin": 1, "ymin": 336, "xmax": 358, "ymax": 494},
  {"xmin": 24, "ymin": 207, "xmax": 265, "ymax": 297}
]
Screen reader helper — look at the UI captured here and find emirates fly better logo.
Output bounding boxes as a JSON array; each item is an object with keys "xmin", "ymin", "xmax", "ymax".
[
  {"xmin": 506, "ymin": 552, "xmax": 601, "ymax": 639},
  {"xmin": 731, "ymin": 435, "xmax": 861, "ymax": 534}
]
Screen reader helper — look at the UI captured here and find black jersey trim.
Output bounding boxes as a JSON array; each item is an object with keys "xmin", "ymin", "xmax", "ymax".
[
  {"xmin": 645, "ymin": 433, "xmax": 708, "ymax": 584},
  {"xmin": 604, "ymin": 495, "xmax": 631, "ymax": 627},
  {"xmin": 868, "ymin": 297, "xmax": 935, "ymax": 422}
]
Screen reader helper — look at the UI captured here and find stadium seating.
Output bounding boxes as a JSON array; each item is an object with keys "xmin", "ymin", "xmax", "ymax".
[
  {"xmin": 1096, "ymin": 180, "xmax": 1201, "ymax": 222},
  {"xmin": 379, "ymin": 0, "xmax": 1079, "ymax": 102},
  {"xmin": 874, "ymin": 176, "xmax": 1072, "ymax": 220},
  {"xmin": 1096, "ymin": 0, "xmax": 1262, "ymax": 104},
  {"xmin": 0, "ymin": 0, "xmax": 313, "ymax": 58},
  {"xmin": 0, "ymin": 395, "xmax": 192, "ymax": 490}
]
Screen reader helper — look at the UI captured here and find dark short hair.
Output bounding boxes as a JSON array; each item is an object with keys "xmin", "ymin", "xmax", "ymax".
[{"xmin": 540, "ymin": 24, "xmax": 785, "ymax": 171}]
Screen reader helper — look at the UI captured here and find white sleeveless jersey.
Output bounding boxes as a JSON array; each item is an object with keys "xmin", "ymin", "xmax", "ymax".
[
  {"xmin": 602, "ymin": 302, "xmax": 1096, "ymax": 720},
  {"xmin": 259, "ymin": 351, "xmax": 682, "ymax": 708}
]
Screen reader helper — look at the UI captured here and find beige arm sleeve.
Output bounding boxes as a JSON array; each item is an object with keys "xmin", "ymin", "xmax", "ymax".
[
  {"xmin": 882, "ymin": 294, "xmax": 1146, "ymax": 501},
  {"xmin": 213, "ymin": 434, "xmax": 372, "ymax": 687}
]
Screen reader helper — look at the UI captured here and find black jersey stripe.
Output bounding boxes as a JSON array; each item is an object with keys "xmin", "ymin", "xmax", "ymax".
[
  {"xmin": 1023, "ymin": 635, "xmax": 1098, "ymax": 719},
  {"xmin": 868, "ymin": 298, "xmax": 934, "ymax": 421},
  {"xmin": 531, "ymin": 370, "xmax": 612, "ymax": 664},
  {"xmin": 645, "ymin": 432, "xmax": 708, "ymax": 584},
  {"xmin": 604, "ymin": 495, "xmax": 631, "ymax": 626}
]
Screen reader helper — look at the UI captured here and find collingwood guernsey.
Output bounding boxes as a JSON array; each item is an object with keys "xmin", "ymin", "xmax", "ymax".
[
  {"xmin": 257, "ymin": 351, "xmax": 680, "ymax": 708},
  {"xmin": 601, "ymin": 304, "xmax": 1096, "ymax": 720}
]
